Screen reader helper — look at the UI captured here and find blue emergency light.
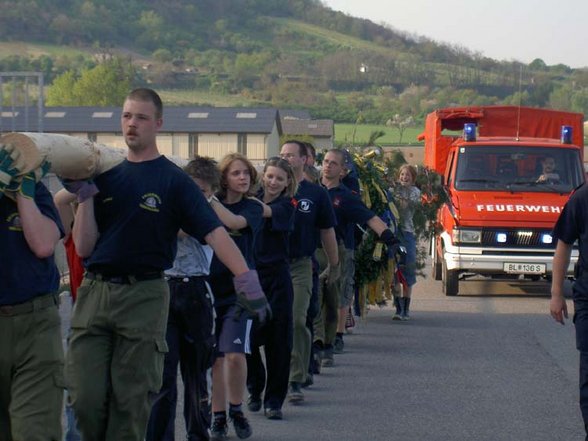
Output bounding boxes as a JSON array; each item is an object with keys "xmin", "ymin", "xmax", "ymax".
[
  {"xmin": 561, "ymin": 125, "xmax": 573, "ymax": 144},
  {"xmin": 463, "ymin": 123, "xmax": 476, "ymax": 142}
]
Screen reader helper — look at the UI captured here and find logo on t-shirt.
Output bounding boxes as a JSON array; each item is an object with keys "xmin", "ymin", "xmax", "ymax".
[
  {"xmin": 297, "ymin": 199, "xmax": 313, "ymax": 213},
  {"xmin": 333, "ymin": 196, "xmax": 342, "ymax": 208},
  {"xmin": 7, "ymin": 213, "xmax": 22, "ymax": 232},
  {"xmin": 140, "ymin": 193, "xmax": 162, "ymax": 213}
]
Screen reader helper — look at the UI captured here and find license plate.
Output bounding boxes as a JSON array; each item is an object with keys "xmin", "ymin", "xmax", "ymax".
[{"xmin": 503, "ymin": 263, "xmax": 545, "ymax": 274}]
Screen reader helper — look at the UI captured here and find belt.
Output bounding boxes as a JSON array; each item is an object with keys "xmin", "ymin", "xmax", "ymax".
[
  {"xmin": 0, "ymin": 293, "xmax": 58, "ymax": 317},
  {"xmin": 165, "ymin": 275, "xmax": 207, "ymax": 283},
  {"xmin": 86, "ymin": 271, "xmax": 163, "ymax": 285},
  {"xmin": 289, "ymin": 256, "xmax": 311, "ymax": 264}
]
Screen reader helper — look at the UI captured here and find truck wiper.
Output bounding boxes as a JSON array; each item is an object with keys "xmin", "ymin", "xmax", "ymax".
[
  {"xmin": 457, "ymin": 179, "xmax": 499, "ymax": 184},
  {"xmin": 505, "ymin": 180, "xmax": 565, "ymax": 193}
]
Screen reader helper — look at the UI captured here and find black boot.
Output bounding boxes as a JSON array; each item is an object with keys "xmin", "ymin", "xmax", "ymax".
[
  {"xmin": 393, "ymin": 297, "xmax": 402, "ymax": 320},
  {"xmin": 402, "ymin": 297, "xmax": 411, "ymax": 321}
]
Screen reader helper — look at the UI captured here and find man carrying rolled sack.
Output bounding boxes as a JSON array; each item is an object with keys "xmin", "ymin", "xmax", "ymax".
[
  {"xmin": 0, "ymin": 142, "xmax": 65, "ymax": 441},
  {"xmin": 64, "ymin": 88, "xmax": 270, "ymax": 441}
]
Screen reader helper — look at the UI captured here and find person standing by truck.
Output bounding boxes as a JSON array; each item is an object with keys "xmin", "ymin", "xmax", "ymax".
[
  {"xmin": 392, "ymin": 164, "xmax": 421, "ymax": 321},
  {"xmin": 550, "ymin": 183, "xmax": 588, "ymax": 441}
]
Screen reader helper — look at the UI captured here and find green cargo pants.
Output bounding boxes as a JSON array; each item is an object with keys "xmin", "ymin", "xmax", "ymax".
[
  {"xmin": 66, "ymin": 277, "xmax": 169, "ymax": 441},
  {"xmin": 0, "ymin": 293, "xmax": 64, "ymax": 441},
  {"xmin": 288, "ymin": 257, "xmax": 313, "ymax": 384},
  {"xmin": 313, "ymin": 243, "xmax": 344, "ymax": 346}
]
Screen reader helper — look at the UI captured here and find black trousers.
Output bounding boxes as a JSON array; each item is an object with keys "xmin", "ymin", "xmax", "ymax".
[
  {"xmin": 579, "ymin": 351, "xmax": 588, "ymax": 441},
  {"xmin": 146, "ymin": 277, "xmax": 214, "ymax": 441},
  {"xmin": 247, "ymin": 263, "xmax": 294, "ymax": 410}
]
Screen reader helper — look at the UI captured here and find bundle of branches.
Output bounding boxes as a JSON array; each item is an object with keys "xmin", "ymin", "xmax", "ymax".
[{"xmin": 349, "ymin": 146, "xmax": 396, "ymax": 290}]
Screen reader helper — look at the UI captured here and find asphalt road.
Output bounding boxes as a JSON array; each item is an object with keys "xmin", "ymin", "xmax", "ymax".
[{"xmin": 60, "ymin": 270, "xmax": 585, "ymax": 441}]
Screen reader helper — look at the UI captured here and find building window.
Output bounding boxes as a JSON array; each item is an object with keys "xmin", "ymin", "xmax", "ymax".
[
  {"xmin": 189, "ymin": 134, "xmax": 198, "ymax": 157},
  {"xmin": 92, "ymin": 112, "xmax": 113, "ymax": 118},
  {"xmin": 45, "ymin": 112, "xmax": 66, "ymax": 118},
  {"xmin": 238, "ymin": 134, "xmax": 247, "ymax": 155},
  {"xmin": 236, "ymin": 112, "xmax": 256, "ymax": 119}
]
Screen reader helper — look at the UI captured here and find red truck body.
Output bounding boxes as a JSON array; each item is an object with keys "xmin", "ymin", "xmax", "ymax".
[{"xmin": 422, "ymin": 106, "xmax": 585, "ymax": 295}]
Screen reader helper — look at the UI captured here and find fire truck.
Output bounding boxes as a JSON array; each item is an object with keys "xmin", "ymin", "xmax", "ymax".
[{"xmin": 422, "ymin": 106, "xmax": 585, "ymax": 296}]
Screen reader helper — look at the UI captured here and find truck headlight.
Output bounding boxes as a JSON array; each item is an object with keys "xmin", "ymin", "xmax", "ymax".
[{"xmin": 452, "ymin": 228, "xmax": 482, "ymax": 244}]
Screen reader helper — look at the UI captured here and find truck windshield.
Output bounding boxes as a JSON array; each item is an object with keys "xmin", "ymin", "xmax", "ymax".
[{"xmin": 454, "ymin": 146, "xmax": 584, "ymax": 192}]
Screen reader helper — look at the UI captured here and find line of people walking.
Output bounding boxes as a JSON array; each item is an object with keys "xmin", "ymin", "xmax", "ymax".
[{"xmin": 0, "ymin": 88, "xmax": 405, "ymax": 441}]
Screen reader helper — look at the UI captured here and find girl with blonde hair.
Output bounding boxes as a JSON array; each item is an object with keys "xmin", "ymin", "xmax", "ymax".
[
  {"xmin": 247, "ymin": 157, "xmax": 298, "ymax": 420},
  {"xmin": 393, "ymin": 164, "xmax": 421, "ymax": 320}
]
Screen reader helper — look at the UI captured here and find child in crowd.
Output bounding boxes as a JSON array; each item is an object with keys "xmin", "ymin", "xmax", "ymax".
[
  {"xmin": 209, "ymin": 153, "xmax": 265, "ymax": 440},
  {"xmin": 146, "ymin": 156, "xmax": 219, "ymax": 441},
  {"xmin": 247, "ymin": 157, "xmax": 297, "ymax": 420},
  {"xmin": 392, "ymin": 164, "xmax": 421, "ymax": 320}
]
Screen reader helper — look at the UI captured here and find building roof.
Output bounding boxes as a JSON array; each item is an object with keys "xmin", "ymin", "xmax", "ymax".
[
  {"xmin": 280, "ymin": 109, "xmax": 312, "ymax": 120},
  {"xmin": 281, "ymin": 118, "xmax": 333, "ymax": 137},
  {"xmin": 0, "ymin": 106, "xmax": 282, "ymax": 134}
]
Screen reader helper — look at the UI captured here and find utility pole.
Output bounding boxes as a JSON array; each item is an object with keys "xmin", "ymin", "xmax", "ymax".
[{"xmin": 0, "ymin": 72, "xmax": 44, "ymax": 134}]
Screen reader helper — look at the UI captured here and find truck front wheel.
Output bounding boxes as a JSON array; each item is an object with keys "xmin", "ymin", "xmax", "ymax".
[{"xmin": 442, "ymin": 255, "xmax": 459, "ymax": 296}]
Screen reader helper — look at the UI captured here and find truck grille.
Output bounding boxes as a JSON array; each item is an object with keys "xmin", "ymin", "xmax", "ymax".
[{"xmin": 481, "ymin": 228, "xmax": 554, "ymax": 249}]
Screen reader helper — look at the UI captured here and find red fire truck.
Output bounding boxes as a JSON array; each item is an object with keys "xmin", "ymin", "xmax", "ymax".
[{"xmin": 422, "ymin": 106, "xmax": 585, "ymax": 296}]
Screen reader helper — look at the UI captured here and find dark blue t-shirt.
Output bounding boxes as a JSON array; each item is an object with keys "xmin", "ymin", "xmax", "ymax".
[
  {"xmin": 0, "ymin": 182, "xmax": 64, "ymax": 305},
  {"xmin": 255, "ymin": 195, "xmax": 296, "ymax": 266},
  {"xmin": 327, "ymin": 183, "xmax": 375, "ymax": 250},
  {"xmin": 209, "ymin": 197, "xmax": 263, "ymax": 302},
  {"xmin": 289, "ymin": 180, "xmax": 337, "ymax": 259},
  {"xmin": 86, "ymin": 156, "xmax": 221, "ymax": 274},
  {"xmin": 342, "ymin": 174, "xmax": 361, "ymax": 194},
  {"xmin": 553, "ymin": 184, "xmax": 588, "ymax": 275}
]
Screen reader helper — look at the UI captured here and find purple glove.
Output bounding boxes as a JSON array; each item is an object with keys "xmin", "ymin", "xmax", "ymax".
[
  {"xmin": 233, "ymin": 269, "xmax": 272, "ymax": 324},
  {"xmin": 60, "ymin": 178, "xmax": 99, "ymax": 203}
]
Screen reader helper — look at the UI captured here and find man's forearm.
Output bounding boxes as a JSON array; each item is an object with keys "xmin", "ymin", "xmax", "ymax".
[
  {"xmin": 552, "ymin": 240, "xmax": 573, "ymax": 298},
  {"xmin": 17, "ymin": 196, "xmax": 60, "ymax": 258},
  {"xmin": 205, "ymin": 226, "xmax": 249, "ymax": 276},
  {"xmin": 320, "ymin": 227, "xmax": 339, "ymax": 266},
  {"xmin": 73, "ymin": 199, "xmax": 99, "ymax": 258},
  {"xmin": 366, "ymin": 215, "xmax": 388, "ymax": 236}
]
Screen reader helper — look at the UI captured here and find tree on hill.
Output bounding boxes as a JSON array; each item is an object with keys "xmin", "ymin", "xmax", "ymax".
[
  {"xmin": 47, "ymin": 57, "xmax": 134, "ymax": 106},
  {"xmin": 1, "ymin": 0, "xmax": 585, "ymax": 118}
]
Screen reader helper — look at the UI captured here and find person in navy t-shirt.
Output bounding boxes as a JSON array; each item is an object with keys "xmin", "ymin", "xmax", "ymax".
[
  {"xmin": 208, "ymin": 153, "xmax": 264, "ymax": 439},
  {"xmin": 550, "ymin": 183, "xmax": 588, "ymax": 440},
  {"xmin": 66, "ymin": 89, "xmax": 267, "ymax": 441},
  {"xmin": 280, "ymin": 140, "xmax": 339, "ymax": 404},
  {"xmin": 247, "ymin": 157, "xmax": 297, "ymax": 420},
  {"xmin": 0, "ymin": 155, "xmax": 65, "ymax": 441},
  {"xmin": 317, "ymin": 149, "xmax": 398, "ymax": 359}
]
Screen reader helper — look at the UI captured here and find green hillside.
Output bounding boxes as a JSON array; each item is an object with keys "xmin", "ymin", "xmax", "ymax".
[{"xmin": 0, "ymin": 0, "xmax": 586, "ymax": 123}]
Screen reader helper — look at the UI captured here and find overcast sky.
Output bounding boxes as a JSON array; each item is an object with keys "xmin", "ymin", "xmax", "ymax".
[{"xmin": 322, "ymin": 0, "xmax": 588, "ymax": 68}]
